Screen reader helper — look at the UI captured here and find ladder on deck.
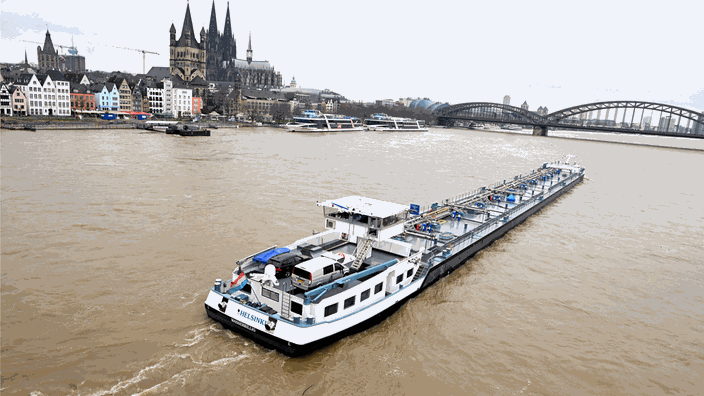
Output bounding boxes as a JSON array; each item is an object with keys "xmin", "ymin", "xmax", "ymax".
[
  {"xmin": 412, "ymin": 263, "xmax": 430, "ymax": 282},
  {"xmin": 280, "ymin": 291, "xmax": 292, "ymax": 319},
  {"xmin": 350, "ymin": 236, "xmax": 374, "ymax": 271}
]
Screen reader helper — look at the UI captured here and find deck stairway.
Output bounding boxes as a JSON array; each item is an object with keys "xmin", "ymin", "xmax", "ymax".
[
  {"xmin": 350, "ymin": 236, "xmax": 374, "ymax": 271},
  {"xmin": 280, "ymin": 290, "xmax": 292, "ymax": 319},
  {"xmin": 412, "ymin": 263, "xmax": 430, "ymax": 282}
]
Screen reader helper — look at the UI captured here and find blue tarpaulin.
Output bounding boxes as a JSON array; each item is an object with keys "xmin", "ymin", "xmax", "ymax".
[
  {"xmin": 507, "ymin": 194, "xmax": 516, "ymax": 202},
  {"xmin": 253, "ymin": 247, "xmax": 290, "ymax": 264}
]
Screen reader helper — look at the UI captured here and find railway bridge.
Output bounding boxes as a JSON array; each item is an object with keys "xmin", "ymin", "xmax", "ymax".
[{"xmin": 435, "ymin": 101, "xmax": 704, "ymax": 139}]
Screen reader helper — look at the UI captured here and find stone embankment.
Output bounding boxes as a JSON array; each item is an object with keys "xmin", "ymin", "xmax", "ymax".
[{"xmin": 0, "ymin": 119, "xmax": 248, "ymax": 131}]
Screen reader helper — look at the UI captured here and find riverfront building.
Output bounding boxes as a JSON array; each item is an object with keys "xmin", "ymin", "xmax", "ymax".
[
  {"xmin": 0, "ymin": 82, "xmax": 12, "ymax": 116},
  {"xmin": 95, "ymin": 82, "xmax": 120, "ymax": 111},
  {"xmin": 13, "ymin": 72, "xmax": 69, "ymax": 116},
  {"xmin": 10, "ymin": 86, "xmax": 27, "ymax": 116},
  {"xmin": 69, "ymin": 83, "xmax": 96, "ymax": 111}
]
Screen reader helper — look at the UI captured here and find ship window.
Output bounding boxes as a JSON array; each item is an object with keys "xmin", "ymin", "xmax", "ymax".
[
  {"xmin": 374, "ymin": 282, "xmax": 383, "ymax": 294},
  {"xmin": 291, "ymin": 301, "xmax": 303, "ymax": 315},
  {"xmin": 382, "ymin": 215, "xmax": 398, "ymax": 227},
  {"xmin": 360, "ymin": 289, "xmax": 370, "ymax": 301},
  {"xmin": 407, "ymin": 269, "xmax": 413, "ymax": 279},
  {"xmin": 261, "ymin": 288, "xmax": 279, "ymax": 302},
  {"xmin": 324, "ymin": 303, "xmax": 338, "ymax": 317},
  {"xmin": 396, "ymin": 274, "xmax": 403, "ymax": 284},
  {"xmin": 344, "ymin": 296, "xmax": 355, "ymax": 309},
  {"xmin": 323, "ymin": 265, "xmax": 334, "ymax": 275}
]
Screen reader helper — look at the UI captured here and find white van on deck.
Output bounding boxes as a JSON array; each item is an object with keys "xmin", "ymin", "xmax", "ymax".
[{"xmin": 291, "ymin": 252, "xmax": 354, "ymax": 291}]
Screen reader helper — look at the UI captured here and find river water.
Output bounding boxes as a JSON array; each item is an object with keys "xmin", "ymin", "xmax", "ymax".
[{"xmin": 2, "ymin": 127, "xmax": 703, "ymax": 395}]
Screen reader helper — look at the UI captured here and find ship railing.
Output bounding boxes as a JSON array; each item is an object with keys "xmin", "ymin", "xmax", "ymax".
[
  {"xmin": 413, "ymin": 164, "xmax": 574, "ymax": 220},
  {"xmin": 437, "ymin": 172, "xmax": 579, "ymax": 258}
]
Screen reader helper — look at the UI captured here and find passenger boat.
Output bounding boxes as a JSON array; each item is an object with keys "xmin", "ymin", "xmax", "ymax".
[
  {"xmin": 364, "ymin": 113, "xmax": 428, "ymax": 131},
  {"xmin": 286, "ymin": 110, "xmax": 364, "ymax": 132},
  {"xmin": 204, "ymin": 159, "xmax": 585, "ymax": 355}
]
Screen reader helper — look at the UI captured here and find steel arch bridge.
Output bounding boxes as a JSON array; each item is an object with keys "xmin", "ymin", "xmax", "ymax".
[{"xmin": 435, "ymin": 100, "xmax": 704, "ymax": 138}]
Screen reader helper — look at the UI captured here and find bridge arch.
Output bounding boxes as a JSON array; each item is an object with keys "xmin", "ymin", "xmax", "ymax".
[
  {"xmin": 435, "ymin": 102, "xmax": 545, "ymax": 125},
  {"xmin": 547, "ymin": 101, "xmax": 704, "ymax": 125}
]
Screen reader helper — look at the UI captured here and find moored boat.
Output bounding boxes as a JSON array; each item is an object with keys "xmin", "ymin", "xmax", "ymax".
[
  {"xmin": 204, "ymin": 158, "xmax": 585, "ymax": 355},
  {"xmin": 286, "ymin": 110, "xmax": 364, "ymax": 132},
  {"xmin": 364, "ymin": 113, "xmax": 428, "ymax": 131}
]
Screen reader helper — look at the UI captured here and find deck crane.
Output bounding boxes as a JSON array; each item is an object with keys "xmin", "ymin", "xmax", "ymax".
[{"xmin": 87, "ymin": 42, "xmax": 159, "ymax": 74}]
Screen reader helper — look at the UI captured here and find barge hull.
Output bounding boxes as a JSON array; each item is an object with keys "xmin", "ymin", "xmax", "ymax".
[{"xmin": 206, "ymin": 295, "xmax": 414, "ymax": 356}]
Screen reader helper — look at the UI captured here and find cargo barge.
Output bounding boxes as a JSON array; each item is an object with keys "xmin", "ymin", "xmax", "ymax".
[{"xmin": 204, "ymin": 159, "xmax": 586, "ymax": 355}]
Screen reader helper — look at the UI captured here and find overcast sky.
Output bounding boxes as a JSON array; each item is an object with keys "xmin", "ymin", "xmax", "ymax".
[{"xmin": 2, "ymin": 0, "xmax": 702, "ymax": 112}]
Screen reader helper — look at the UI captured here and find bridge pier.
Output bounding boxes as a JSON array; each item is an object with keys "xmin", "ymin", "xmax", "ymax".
[{"xmin": 532, "ymin": 126, "xmax": 548, "ymax": 136}]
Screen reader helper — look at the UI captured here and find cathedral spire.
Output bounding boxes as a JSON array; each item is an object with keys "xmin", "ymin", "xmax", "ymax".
[
  {"xmin": 223, "ymin": 2, "xmax": 233, "ymax": 40},
  {"xmin": 25, "ymin": 49, "xmax": 28, "ymax": 65},
  {"xmin": 222, "ymin": 2, "xmax": 235, "ymax": 60},
  {"xmin": 246, "ymin": 32, "xmax": 252, "ymax": 64},
  {"xmin": 208, "ymin": 0, "xmax": 218, "ymax": 36}
]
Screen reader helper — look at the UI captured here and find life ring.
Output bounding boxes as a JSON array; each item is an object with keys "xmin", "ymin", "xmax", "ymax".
[
  {"xmin": 337, "ymin": 124, "xmax": 342, "ymax": 129},
  {"xmin": 340, "ymin": 253, "xmax": 345, "ymax": 260}
]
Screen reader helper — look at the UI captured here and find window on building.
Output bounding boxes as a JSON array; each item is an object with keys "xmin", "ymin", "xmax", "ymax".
[{"xmin": 324, "ymin": 303, "xmax": 338, "ymax": 317}]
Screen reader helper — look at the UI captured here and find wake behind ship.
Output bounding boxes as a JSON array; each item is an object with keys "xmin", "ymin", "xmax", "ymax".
[{"xmin": 204, "ymin": 159, "xmax": 586, "ymax": 355}]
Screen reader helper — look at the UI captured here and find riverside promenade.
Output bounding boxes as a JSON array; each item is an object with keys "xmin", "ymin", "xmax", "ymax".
[{"xmin": 0, "ymin": 118, "xmax": 243, "ymax": 131}]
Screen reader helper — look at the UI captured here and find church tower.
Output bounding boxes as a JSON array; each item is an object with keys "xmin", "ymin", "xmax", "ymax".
[
  {"xmin": 37, "ymin": 30, "xmax": 59, "ymax": 71},
  {"xmin": 169, "ymin": 2, "xmax": 206, "ymax": 82}
]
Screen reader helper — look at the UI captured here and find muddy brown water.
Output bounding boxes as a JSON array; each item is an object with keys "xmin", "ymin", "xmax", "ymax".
[{"xmin": 2, "ymin": 127, "xmax": 703, "ymax": 395}]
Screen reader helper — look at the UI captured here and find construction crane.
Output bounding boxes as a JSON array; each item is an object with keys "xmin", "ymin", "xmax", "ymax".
[
  {"xmin": 20, "ymin": 39, "xmax": 78, "ymax": 55},
  {"xmin": 88, "ymin": 42, "xmax": 159, "ymax": 74}
]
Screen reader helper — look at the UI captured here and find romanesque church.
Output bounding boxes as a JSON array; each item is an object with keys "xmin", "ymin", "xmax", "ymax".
[{"xmin": 170, "ymin": 1, "xmax": 283, "ymax": 89}]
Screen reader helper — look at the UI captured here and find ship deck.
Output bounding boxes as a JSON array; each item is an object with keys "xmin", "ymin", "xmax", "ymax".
[{"xmin": 237, "ymin": 162, "xmax": 582, "ymax": 302}]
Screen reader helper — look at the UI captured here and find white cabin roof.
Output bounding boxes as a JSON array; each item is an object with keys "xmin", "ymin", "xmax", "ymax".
[{"xmin": 317, "ymin": 196, "xmax": 408, "ymax": 218}]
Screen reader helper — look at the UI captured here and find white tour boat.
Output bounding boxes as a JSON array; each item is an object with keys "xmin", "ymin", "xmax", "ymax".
[
  {"xmin": 286, "ymin": 110, "xmax": 364, "ymax": 132},
  {"xmin": 364, "ymin": 113, "xmax": 428, "ymax": 131}
]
